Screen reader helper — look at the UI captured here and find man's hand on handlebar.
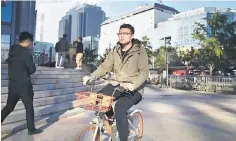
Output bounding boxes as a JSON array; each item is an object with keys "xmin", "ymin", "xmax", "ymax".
[{"xmin": 83, "ymin": 75, "xmax": 94, "ymax": 85}]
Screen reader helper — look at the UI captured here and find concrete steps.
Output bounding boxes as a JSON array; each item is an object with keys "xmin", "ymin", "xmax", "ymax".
[
  {"xmin": 1, "ymin": 107, "xmax": 85, "ymax": 134},
  {"xmin": 1, "ymin": 65, "xmax": 106, "ymax": 134},
  {"xmin": 1, "ymin": 83, "xmax": 104, "ymax": 111},
  {"xmin": 1, "ymin": 78, "xmax": 84, "ymax": 86},
  {"xmin": 1, "ymin": 82, "xmax": 83, "ymax": 94},
  {"xmin": 2, "ymin": 84, "xmax": 103, "ymax": 125}
]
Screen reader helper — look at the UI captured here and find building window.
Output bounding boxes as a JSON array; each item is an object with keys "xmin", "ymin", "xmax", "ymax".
[
  {"xmin": 154, "ymin": 23, "xmax": 157, "ymax": 28},
  {"xmin": 1, "ymin": 34, "xmax": 11, "ymax": 63},
  {"xmin": 1, "ymin": 34, "xmax": 11, "ymax": 49},
  {"xmin": 1, "ymin": 1, "xmax": 12, "ymax": 23}
]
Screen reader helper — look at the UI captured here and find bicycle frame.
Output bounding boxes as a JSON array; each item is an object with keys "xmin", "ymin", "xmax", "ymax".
[
  {"xmin": 92, "ymin": 118, "xmax": 102, "ymax": 141},
  {"xmin": 86, "ymin": 80, "xmax": 142, "ymax": 141},
  {"xmin": 127, "ymin": 109, "xmax": 142, "ymax": 139},
  {"xmin": 87, "ymin": 108, "xmax": 142, "ymax": 141}
]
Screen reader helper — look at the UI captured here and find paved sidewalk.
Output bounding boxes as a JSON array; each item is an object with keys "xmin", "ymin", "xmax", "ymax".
[{"xmin": 2, "ymin": 86, "xmax": 236, "ymax": 141}]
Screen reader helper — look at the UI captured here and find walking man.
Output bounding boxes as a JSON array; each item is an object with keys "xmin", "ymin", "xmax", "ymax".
[
  {"xmin": 1, "ymin": 32, "xmax": 42, "ymax": 135},
  {"xmin": 55, "ymin": 34, "xmax": 69, "ymax": 68},
  {"xmin": 75, "ymin": 37, "xmax": 84, "ymax": 70}
]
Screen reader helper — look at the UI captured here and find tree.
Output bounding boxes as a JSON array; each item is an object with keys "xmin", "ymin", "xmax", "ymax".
[
  {"xmin": 83, "ymin": 48, "xmax": 98, "ymax": 65},
  {"xmin": 193, "ymin": 12, "xmax": 236, "ymax": 73},
  {"xmin": 192, "ymin": 13, "xmax": 228, "ymax": 75},
  {"xmin": 97, "ymin": 47, "xmax": 112, "ymax": 65},
  {"xmin": 210, "ymin": 12, "xmax": 236, "ymax": 67},
  {"xmin": 154, "ymin": 46, "xmax": 182, "ymax": 69},
  {"xmin": 192, "ymin": 33, "xmax": 223, "ymax": 75},
  {"xmin": 140, "ymin": 36, "xmax": 155, "ymax": 65},
  {"xmin": 154, "ymin": 46, "xmax": 166, "ymax": 69}
]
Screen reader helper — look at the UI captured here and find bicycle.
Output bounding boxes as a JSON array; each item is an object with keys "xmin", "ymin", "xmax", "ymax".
[{"xmin": 74, "ymin": 80, "xmax": 144, "ymax": 141}]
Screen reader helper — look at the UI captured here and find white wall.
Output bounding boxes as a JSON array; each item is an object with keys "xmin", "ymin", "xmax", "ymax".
[
  {"xmin": 150, "ymin": 19, "xmax": 180, "ymax": 50},
  {"xmin": 154, "ymin": 9, "xmax": 173, "ymax": 23},
  {"xmin": 98, "ymin": 8, "xmax": 173, "ymax": 55}
]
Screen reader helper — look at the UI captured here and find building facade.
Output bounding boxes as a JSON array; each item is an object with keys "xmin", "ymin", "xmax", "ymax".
[
  {"xmin": 82, "ymin": 36, "xmax": 99, "ymax": 55},
  {"xmin": 58, "ymin": 3, "xmax": 106, "ymax": 43},
  {"xmin": 98, "ymin": 3, "xmax": 179, "ymax": 55},
  {"xmin": 33, "ymin": 41, "xmax": 56, "ymax": 65},
  {"xmin": 58, "ymin": 15, "xmax": 72, "ymax": 42},
  {"xmin": 1, "ymin": 1, "xmax": 37, "ymax": 63},
  {"xmin": 153, "ymin": 7, "xmax": 236, "ymax": 49}
]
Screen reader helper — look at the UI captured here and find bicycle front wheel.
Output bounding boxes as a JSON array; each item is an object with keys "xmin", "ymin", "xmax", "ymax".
[
  {"xmin": 129, "ymin": 112, "xmax": 143, "ymax": 141},
  {"xmin": 75, "ymin": 125, "xmax": 101, "ymax": 141}
]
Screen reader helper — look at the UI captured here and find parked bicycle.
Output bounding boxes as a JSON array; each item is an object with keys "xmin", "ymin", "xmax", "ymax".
[{"xmin": 74, "ymin": 80, "xmax": 143, "ymax": 141}]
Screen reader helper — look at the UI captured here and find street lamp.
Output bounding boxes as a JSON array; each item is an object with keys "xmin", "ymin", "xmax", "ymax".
[
  {"xmin": 160, "ymin": 36, "xmax": 171, "ymax": 88},
  {"xmin": 152, "ymin": 51, "xmax": 155, "ymax": 68}
]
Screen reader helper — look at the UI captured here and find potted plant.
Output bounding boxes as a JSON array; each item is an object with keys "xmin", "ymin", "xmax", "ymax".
[{"xmin": 82, "ymin": 48, "xmax": 98, "ymax": 73}]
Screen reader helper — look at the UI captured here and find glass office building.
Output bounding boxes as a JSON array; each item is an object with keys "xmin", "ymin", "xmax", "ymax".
[
  {"xmin": 153, "ymin": 7, "xmax": 236, "ymax": 49},
  {"xmin": 59, "ymin": 3, "xmax": 106, "ymax": 43},
  {"xmin": 1, "ymin": 1, "xmax": 37, "ymax": 63}
]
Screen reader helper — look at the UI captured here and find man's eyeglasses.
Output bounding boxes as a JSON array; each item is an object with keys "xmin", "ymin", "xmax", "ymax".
[{"xmin": 117, "ymin": 33, "xmax": 132, "ymax": 36}]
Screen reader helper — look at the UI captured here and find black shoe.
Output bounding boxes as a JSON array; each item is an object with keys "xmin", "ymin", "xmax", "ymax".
[{"xmin": 28, "ymin": 128, "xmax": 43, "ymax": 135}]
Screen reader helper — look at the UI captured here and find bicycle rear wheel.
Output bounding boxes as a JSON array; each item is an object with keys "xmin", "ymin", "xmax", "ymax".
[
  {"xmin": 129, "ymin": 112, "xmax": 143, "ymax": 141},
  {"xmin": 75, "ymin": 125, "xmax": 101, "ymax": 141}
]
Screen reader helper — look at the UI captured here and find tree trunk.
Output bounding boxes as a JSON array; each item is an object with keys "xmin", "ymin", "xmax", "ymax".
[{"xmin": 208, "ymin": 63, "xmax": 215, "ymax": 76}]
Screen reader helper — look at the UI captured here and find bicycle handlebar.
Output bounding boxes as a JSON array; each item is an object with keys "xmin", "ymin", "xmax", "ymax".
[
  {"xmin": 86, "ymin": 78, "xmax": 134, "ymax": 96},
  {"xmin": 103, "ymin": 78, "xmax": 131, "ymax": 84},
  {"xmin": 86, "ymin": 79, "xmax": 96, "ymax": 92}
]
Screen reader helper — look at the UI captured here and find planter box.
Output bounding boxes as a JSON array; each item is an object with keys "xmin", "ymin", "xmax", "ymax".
[{"xmin": 82, "ymin": 64, "xmax": 96, "ymax": 73}]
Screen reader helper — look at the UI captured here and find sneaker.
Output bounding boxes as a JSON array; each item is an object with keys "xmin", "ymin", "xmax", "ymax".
[{"xmin": 75, "ymin": 67, "xmax": 80, "ymax": 70}]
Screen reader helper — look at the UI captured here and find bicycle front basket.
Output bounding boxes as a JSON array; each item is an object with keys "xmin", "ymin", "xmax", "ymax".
[{"xmin": 75, "ymin": 91, "xmax": 113, "ymax": 112}]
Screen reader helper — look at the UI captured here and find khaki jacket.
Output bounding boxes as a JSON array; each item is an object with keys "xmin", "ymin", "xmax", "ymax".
[{"xmin": 91, "ymin": 39, "xmax": 149, "ymax": 94}]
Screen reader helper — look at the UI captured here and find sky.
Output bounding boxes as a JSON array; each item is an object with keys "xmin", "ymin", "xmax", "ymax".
[{"xmin": 35, "ymin": 0, "xmax": 236, "ymax": 44}]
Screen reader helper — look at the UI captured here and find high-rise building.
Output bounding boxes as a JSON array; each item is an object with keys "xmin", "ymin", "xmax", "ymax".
[
  {"xmin": 58, "ymin": 3, "xmax": 106, "ymax": 43},
  {"xmin": 58, "ymin": 15, "xmax": 72, "ymax": 42},
  {"xmin": 34, "ymin": 41, "xmax": 55, "ymax": 65},
  {"xmin": 82, "ymin": 36, "xmax": 99, "ymax": 55},
  {"xmin": 153, "ymin": 7, "xmax": 236, "ymax": 49},
  {"xmin": 1, "ymin": 1, "xmax": 37, "ymax": 63},
  {"xmin": 98, "ymin": 3, "xmax": 179, "ymax": 55}
]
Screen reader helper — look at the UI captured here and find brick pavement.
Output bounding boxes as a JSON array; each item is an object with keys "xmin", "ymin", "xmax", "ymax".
[{"xmin": 2, "ymin": 86, "xmax": 236, "ymax": 141}]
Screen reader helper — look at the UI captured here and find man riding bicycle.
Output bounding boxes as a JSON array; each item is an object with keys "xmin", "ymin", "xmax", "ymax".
[{"xmin": 83, "ymin": 24, "xmax": 149, "ymax": 141}]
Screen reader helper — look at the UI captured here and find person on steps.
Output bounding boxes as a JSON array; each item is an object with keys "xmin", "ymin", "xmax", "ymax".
[
  {"xmin": 1, "ymin": 32, "xmax": 43, "ymax": 135},
  {"xmin": 75, "ymin": 37, "xmax": 84, "ymax": 70}
]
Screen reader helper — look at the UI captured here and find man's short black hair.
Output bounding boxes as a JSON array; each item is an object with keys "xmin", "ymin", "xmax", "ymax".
[
  {"xmin": 19, "ymin": 32, "xmax": 33, "ymax": 43},
  {"xmin": 120, "ymin": 24, "xmax": 135, "ymax": 34},
  {"xmin": 78, "ymin": 37, "xmax": 82, "ymax": 41}
]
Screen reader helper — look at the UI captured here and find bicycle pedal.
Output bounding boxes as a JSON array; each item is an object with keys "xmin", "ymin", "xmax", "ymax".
[{"xmin": 101, "ymin": 126, "xmax": 105, "ymax": 133}]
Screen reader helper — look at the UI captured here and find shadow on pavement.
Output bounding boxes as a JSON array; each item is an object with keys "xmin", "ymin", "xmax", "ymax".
[
  {"xmin": 191, "ymin": 99, "xmax": 236, "ymax": 115},
  {"xmin": 145, "ymin": 85, "xmax": 166, "ymax": 92},
  {"xmin": 37, "ymin": 102, "xmax": 74, "ymax": 132},
  {"xmin": 141, "ymin": 134, "xmax": 156, "ymax": 141},
  {"xmin": 157, "ymin": 99, "xmax": 236, "ymax": 140},
  {"xmin": 1, "ymin": 102, "xmax": 73, "ymax": 141},
  {"xmin": 1, "ymin": 124, "xmax": 35, "ymax": 141}
]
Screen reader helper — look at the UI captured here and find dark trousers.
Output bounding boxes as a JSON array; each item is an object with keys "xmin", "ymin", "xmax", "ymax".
[
  {"xmin": 1, "ymin": 86, "xmax": 35, "ymax": 131},
  {"xmin": 98, "ymin": 84, "xmax": 142, "ymax": 141}
]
